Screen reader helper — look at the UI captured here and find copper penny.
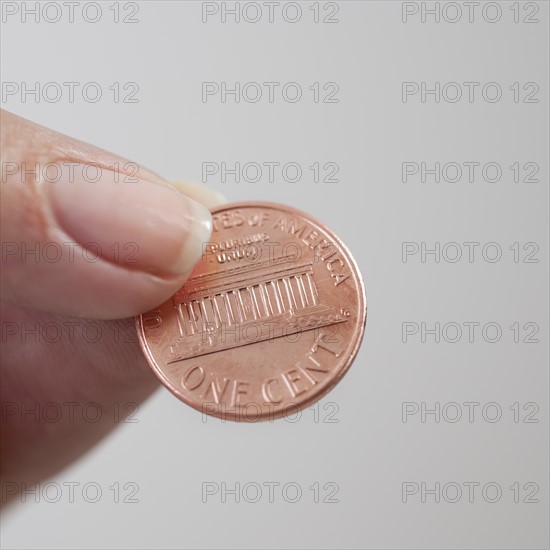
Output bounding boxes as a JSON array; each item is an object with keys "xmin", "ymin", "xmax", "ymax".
[{"xmin": 136, "ymin": 202, "xmax": 366, "ymax": 421}]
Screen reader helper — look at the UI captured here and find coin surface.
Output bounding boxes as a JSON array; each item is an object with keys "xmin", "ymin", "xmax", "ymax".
[{"xmin": 136, "ymin": 202, "xmax": 366, "ymax": 421}]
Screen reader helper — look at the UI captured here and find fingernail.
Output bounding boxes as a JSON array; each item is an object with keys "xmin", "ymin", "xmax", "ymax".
[
  {"xmin": 169, "ymin": 180, "xmax": 227, "ymax": 209},
  {"xmin": 46, "ymin": 164, "xmax": 212, "ymax": 276}
]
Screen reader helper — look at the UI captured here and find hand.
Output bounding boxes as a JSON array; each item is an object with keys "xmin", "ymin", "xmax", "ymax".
[{"xmin": 0, "ymin": 109, "xmax": 223, "ymax": 500}]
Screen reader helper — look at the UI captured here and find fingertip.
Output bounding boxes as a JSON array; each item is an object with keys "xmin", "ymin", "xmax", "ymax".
[{"xmin": 169, "ymin": 180, "xmax": 227, "ymax": 209}]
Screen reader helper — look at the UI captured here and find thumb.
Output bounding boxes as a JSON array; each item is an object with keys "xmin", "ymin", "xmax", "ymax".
[{"xmin": 0, "ymin": 109, "xmax": 213, "ymax": 319}]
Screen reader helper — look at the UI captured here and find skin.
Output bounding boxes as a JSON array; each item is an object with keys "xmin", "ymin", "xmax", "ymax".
[{"xmin": 0, "ymin": 109, "xmax": 224, "ymax": 504}]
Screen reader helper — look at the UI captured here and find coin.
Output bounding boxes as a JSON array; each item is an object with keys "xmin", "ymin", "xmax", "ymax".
[{"xmin": 136, "ymin": 202, "xmax": 366, "ymax": 421}]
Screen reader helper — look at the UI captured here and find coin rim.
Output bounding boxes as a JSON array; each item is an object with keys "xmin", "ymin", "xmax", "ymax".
[{"xmin": 135, "ymin": 201, "xmax": 367, "ymax": 421}]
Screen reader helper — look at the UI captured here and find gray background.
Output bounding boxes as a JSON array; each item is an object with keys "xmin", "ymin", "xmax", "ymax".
[{"xmin": 1, "ymin": 1, "xmax": 548, "ymax": 548}]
